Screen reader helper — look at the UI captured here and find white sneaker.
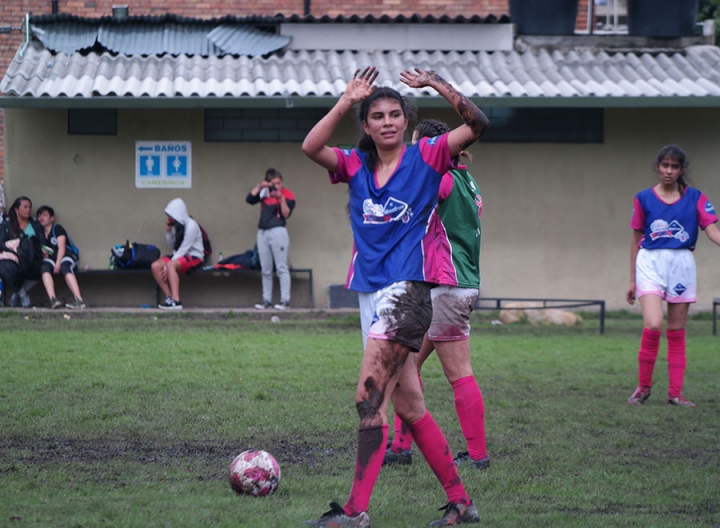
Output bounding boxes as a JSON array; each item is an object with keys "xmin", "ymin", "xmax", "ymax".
[
  {"xmin": 19, "ymin": 289, "xmax": 31, "ymax": 307},
  {"xmin": 273, "ymin": 301, "xmax": 290, "ymax": 310},
  {"xmin": 254, "ymin": 301, "xmax": 272, "ymax": 310},
  {"xmin": 158, "ymin": 296, "xmax": 182, "ymax": 310}
]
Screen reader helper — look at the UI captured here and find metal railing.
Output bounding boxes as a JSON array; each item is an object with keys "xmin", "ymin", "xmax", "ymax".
[{"xmin": 475, "ymin": 297, "xmax": 606, "ymax": 334}]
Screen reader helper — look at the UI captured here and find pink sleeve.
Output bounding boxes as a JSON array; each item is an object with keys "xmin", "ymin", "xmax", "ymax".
[
  {"xmin": 329, "ymin": 148, "xmax": 362, "ymax": 184},
  {"xmin": 418, "ymin": 133, "xmax": 451, "ymax": 175},
  {"xmin": 438, "ymin": 173, "xmax": 454, "ymax": 201},
  {"xmin": 629, "ymin": 196, "xmax": 644, "ymax": 230},
  {"xmin": 697, "ymin": 193, "xmax": 719, "ymax": 229}
]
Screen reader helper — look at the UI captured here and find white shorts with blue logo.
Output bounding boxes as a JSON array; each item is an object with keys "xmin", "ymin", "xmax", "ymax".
[{"xmin": 636, "ymin": 248, "xmax": 696, "ymax": 303}]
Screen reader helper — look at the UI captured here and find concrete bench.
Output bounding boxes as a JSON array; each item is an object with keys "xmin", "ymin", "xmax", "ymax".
[{"xmin": 75, "ymin": 267, "xmax": 314, "ymax": 308}]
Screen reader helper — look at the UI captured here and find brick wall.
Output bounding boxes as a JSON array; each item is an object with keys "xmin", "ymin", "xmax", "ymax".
[{"xmin": 0, "ymin": 0, "xmax": 592, "ymax": 192}]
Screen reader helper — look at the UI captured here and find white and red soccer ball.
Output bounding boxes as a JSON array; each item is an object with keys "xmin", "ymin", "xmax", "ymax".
[{"xmin": 228, "ymin": 450, "xmax": 281, "ymax": 497}]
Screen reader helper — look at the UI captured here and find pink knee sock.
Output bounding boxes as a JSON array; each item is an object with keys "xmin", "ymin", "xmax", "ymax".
[
  {"xmin": 637, "ymin": 328, "xmax": 661, "ymax": 387},
  {"xmin": 390, "ymin": 374, "xmax": 422, "ymax": 453},
  {"xmin": 344, "ymin": 425, "xmax": 388, "ymax": 517},
  {"xmin": 409, "ymin": 411, "xmax": 470, "ymax": 506},
  {"xmin": 667, "ymin": 329, "xmax": 687, "ymax": 397},
  {"xmin": 452, "ymin": 376, "xmax": 487, "ymax": 460},
  {"xmin": 390, "ymin": 413, "xmax": 412, "ymax": 452}
]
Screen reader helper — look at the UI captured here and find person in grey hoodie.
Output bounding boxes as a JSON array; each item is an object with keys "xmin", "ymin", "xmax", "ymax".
[{"xmin": 151, "ymin": 198, "xmax": 204, "ymax": 310}]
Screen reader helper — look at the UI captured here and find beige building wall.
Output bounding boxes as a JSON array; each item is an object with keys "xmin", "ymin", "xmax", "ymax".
[{"xmin": 4, "ymin": 106, "xmax": 720, "ymax": 310}]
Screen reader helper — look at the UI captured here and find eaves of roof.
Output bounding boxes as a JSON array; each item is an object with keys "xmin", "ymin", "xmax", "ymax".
[
  {"xmin": 3, "ymin": 95, "xmax": 720, "ymax": 109},
  {"xmin": 4, "ymin": 45, "xmax": 720, "ymax": 109}
]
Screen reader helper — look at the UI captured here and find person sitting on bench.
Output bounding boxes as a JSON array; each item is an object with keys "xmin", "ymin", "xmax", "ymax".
[{"xmin": 151, "ymin": 198, "xmax": 204, "ymax": 310}]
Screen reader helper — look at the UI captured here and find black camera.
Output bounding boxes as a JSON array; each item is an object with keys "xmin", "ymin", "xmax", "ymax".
[{"xmin": 268, "ymin": 184, "xmax": 277, "ymax": 192}]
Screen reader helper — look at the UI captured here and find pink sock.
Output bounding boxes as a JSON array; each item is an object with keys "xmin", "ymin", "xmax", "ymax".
[
  {"xmin": 667, "ymin": 329, "xmax": 686, "ymax": 397},
  {"xmin": 344, "ymin": 425, "xmax": 388, "ymax": 517},
  {"xmin": 390, "ymin": 374, "xmax": 422, "ymax": 453},
  {"xmin": 638, "ymin": 328, "xmax": 661, "ymax": 387},
  {"xmin": 452, "ymin": 376, "xmax": 487, "ymax": 460},
  {"xmin": 390, "ymin": 413, "xmax": 412, "ymax": 452},
  {"xmin": 409, "ymin": 411, "xmax": 469, "ymax": 506}
]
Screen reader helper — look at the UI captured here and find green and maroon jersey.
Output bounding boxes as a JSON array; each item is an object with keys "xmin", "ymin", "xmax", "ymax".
[{"xmin": 424, "ymin": 167, "xmax": 482, "ymax": 289}]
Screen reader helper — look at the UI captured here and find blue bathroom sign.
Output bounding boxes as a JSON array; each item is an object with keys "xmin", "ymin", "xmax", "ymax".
[{"xmin": 135, "ymin": 141, "xmax": 192, "ymax": 188}]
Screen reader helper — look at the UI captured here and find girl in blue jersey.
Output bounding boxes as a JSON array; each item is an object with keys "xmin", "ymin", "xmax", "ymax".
[
  {"xmin": 302, "ymin": 67, "xmax": 488, "ymax": 528},
  {"xmin": 626, "ymin": 145, "xmax": 720, "ymax": 407}
]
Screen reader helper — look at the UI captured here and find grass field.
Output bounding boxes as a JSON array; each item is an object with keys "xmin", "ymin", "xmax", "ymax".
[{"xmin": 1, "ymin": 310, "xmax": 718, "ymax": 527}]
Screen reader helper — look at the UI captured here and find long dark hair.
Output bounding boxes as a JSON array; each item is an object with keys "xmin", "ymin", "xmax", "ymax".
[
  {"xmin": 357, "ymin": 87, "xmax": 416, "ymax": 173},
  {"xmin": 654, "ymin": 144, "xmax": 691, "ymax": 194},
  {"xmin": 8, "ymin": 196, "xmax": 32, "ymax": 238}
]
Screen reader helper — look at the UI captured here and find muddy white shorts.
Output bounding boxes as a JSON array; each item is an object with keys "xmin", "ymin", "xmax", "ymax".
[
  {"xmin": 427, "ymin": 286, "xmax": 478, "ymax": 342},
  {"xmin": 358, "ymin": 281, "xmax": 432, "ymax": 352},
  {"xmin": 636, "ymin": 248, "xmax": 696, "ymax": 303}
]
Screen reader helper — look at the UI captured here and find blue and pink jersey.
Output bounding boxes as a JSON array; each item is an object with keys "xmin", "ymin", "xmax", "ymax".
[
  {"xmin": 330, "ymin": 134, "xmax": 452, "ymax": 292},
  {"xmin": 630, "ymin": 186, "xmax": 718, "ymax": 250}
]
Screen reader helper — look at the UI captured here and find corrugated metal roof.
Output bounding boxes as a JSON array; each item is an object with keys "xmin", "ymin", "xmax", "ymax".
[
  {"xmin": 30, "ymin": 20, "xmax": 291, "ymax": 57},
  {"xmin": 29, "ymin": 13, "xmax": 509, "ymax": 25},
  {"xmin": 3, "ymin": 44, "xmax": 720, "ymax": 101},
  {"xmin": 206, "ymin": 25, "xmax": 292, "ymax": 56}
]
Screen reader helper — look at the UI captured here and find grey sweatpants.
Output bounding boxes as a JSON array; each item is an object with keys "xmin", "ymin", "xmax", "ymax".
[{"xmin": 256, "ymin": 226, "xmax": 290, "ymax": 304}]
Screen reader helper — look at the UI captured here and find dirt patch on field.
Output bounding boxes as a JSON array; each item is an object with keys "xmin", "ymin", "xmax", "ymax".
[
  {"xmin": 0, "ymin": 435, "xmax": 357, "ymax": 484},
  {"xmin": 1, "ymin": 435, "xmax": 355, "ymax": 466}
]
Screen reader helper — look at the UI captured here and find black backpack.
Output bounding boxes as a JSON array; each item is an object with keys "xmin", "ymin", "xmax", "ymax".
[
  {"xmin": 198, "ymin": 223, "xmax": 212, "ymax": 260},
  {"xmin": 0, "ymin": 219, "xmax": 40, "ymax": 277},
  {"xmin": 111, "ymin": 241, "xmax": 161, "ymax": 269}
]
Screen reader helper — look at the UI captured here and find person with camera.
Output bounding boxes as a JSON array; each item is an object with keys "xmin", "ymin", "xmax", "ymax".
[{"xmin": 246, "ymin": 168, "xmax": 296, "ymax": 310}]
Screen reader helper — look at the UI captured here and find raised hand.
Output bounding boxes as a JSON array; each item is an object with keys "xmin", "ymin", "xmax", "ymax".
[
  {"xmin": 400, "ymin": 68, "xmax": 439, "ymax": 89},
  {"xmin": 402, "ymin": 66, "xmax": 488, "ymax": 151},
  {"xmin": 343, "ymin": 67, "xmax": 379, "ymax": 104}
]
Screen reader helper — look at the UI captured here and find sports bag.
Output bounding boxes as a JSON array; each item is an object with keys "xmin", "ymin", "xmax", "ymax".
[
  {"xmin": 199, "ymin": 223, "xmax": 212, "ymax": 260},
  {"xmin": 111, "ymin": 241, "xmax": 161, "ymax": 269}
]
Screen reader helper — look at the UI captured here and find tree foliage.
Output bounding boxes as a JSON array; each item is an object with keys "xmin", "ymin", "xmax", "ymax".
[{"xmin": 698, "ymin": 0, "xmax": 720, "ymax": 43}]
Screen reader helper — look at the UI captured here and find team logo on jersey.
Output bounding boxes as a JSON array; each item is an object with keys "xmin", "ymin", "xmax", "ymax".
[
  {"xmin": 673, "ymin": 283, "xmax": 687, "ymax": 295},
  {"xmin": 706, "ymin": 200, "xmax": 716, "ymax": 215},
  {"xmin": 426, "ymin": 136, "xmax": 439, "ymax": 146},
  {"xmin": 474, "ymin": 194, "xmax": 483, "ymax": 219},
  {"xmin": 362, "ymin": 197, "xmax": 413, "ymax": 224},
  {"xmin": 649, "ymin": 219, "xmax": 689, "ymax": 242}
]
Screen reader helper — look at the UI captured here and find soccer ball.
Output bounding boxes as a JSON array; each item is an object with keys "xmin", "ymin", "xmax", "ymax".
[{"xmin": 228, "ymin": 450, "xmax": 281, "ymax": 497}]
